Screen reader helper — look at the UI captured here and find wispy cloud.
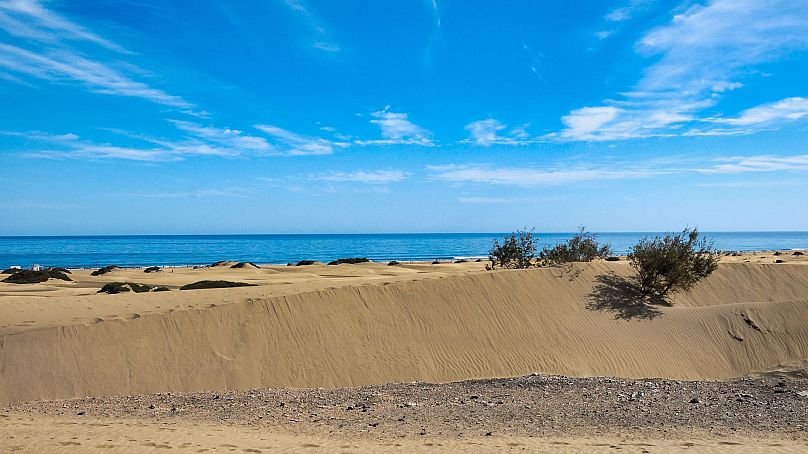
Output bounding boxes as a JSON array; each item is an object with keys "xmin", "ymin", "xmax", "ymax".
[
  {"xmin": 707, "ymin": 97, "xmax": 808, "ymax": 126},
  {"xmin": 171, "ymin": 120, "xmax": 270, "ymax": 151},
  {"xmin": 565, "ymin": 0, "xmax": 808, "ymax": 141},
  {"xmin": 463, "ymin": 119, "xmax": 533, "ymax": 146},
  {"xmin": 428, "ymin": 153, "xmax": 808, "ymax": 186},
  {"xmin": 356, "ymin": 107, "xmax": 433, "ymax": 146},
  {"xmin": 283, "ymin": 0, "xmax": 340, "ymax": 53},
  {"xmin": 0, "ymin": 1, "xmax": 193, "ymax": 109},
  {"xmin": 427, "ymin": 164, "xmax": 660, "ymax": 186},
  {"xmin": 316, "ymin": 170, "xmax": 408, "ymax": 183},
  {"xmin": 698, "ymin": 154, "xmax": 808, "ymax": 174},
  {"xmin": 255, "ymin": 124, "xmax": 348, "ymax": 155},
  {"xmin": 122, "ymin": 188, "xmax": 250, "ymax": 198},
  {"xmin": 595, "ymin": 0, "xmax": 656, "ymax": 40}
]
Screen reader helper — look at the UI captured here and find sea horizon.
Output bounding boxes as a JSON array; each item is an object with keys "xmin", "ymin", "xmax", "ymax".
[{"xmin": 2, "ymin": 231, "xmax": 807, "ymax": 269}]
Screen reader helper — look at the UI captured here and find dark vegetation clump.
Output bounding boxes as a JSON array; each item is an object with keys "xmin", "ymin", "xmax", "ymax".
[
  {"xmin": 794, "ymin": 251, "xmax": 805, "ymax": 256},
  {"xmin": 210, "ymin": 261, "xmax": 232, "ymax": 267},
  {"xmin": 431, "ymin": 260, "xmax": 441, "ymax": 264},
  {"xmin": 387, "ymin": 260, "xmax": 400, "ymax": 266},
  {"xmin": 539, "ymin": 227, "xmax": 611, "ymax": 266},
  {"xmin": 3, "ymin": 269, "xmax": 72, "ymax": 284},
  {"xmin": 296, "ymin": 260, "xmax": 316, "ymax": 266},
  {"xmin": 628, "ymin": 228, "xmax": 720, "ymax": 302},
  {"xmin": 230, "ymin": 262, "xmax": 259, "ymax": 269},
  {"xmin": 605, "ymin": 256, "xmax": 621, "ymax": 261},
  {"xmin": 179, "ymin": 280, "xmax": 257, "ymax": 290},
  {"xmin": 488, "ymin": 228, "xmax": 537, "ymax": 269},
  {"xmin": 144, "ymin": 266, "xmax": 162, "ymax": 273},
  {"xmin": 2, "ymin": 268, "xmax": 18, "ymax": 274},
  {"xmin": 91, "ymin": 265, "xmax": 119, "ymax": 276},
  {"xmin": 98, "ymin": 282, "xmax": 159, "ymax": 294},
  {"xmin": 327, "ymin": 257, "xmax": 370, "ymax": 265},
  {"xmin": 454, "ymin": 259, "xmax": 468, "ymax": 263},
  {"xmin": 46, "ymin": 267, "xmax": 71, "ymax": 274}
]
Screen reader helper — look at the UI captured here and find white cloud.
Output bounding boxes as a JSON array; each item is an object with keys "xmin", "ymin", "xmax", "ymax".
[
  {"xmin": 316, "ymin": 170, "xmax": 407, "ymax": 183},
  {"xmin": 0, "ymin": 2, "xmax": 194, "ymax": 109},
  {"xmin": 708, "ymin": 97, "xmax": 808, "ymax": 126},
  {"xmin": 565, "ymin": 0, "xmax": 808, "ymax": 141},
  {"xmin": 358, "ymin": 107, "xmax": 433, "ymax": 146},
  {"xmin": 283, "ymin": 0, "xmax": 339, "ymax": 52},
  {"xmin": 560, "ymin": 107, "xmax": 621, "ymax": 140},
  {"xmin": 171, "ymin": 120, "xmax": 270, "ymax": 151},
  {"xmin": 311, "ymin": 41, "xmax": 339, "ymax": 52},
  {"xmin": 698, "ymin": 155, "xmax": 808, "ymax": 174},
  {"xmin": 255, "ymin": 124, "xmax": 347, "ymax": 155},
  {"xmin": 463, "ymin": 119, "xmax": 536, "ymax": 145},
  {"xmin": 427, "ymin": 164, "xmax": 659, "ymax": 186}
]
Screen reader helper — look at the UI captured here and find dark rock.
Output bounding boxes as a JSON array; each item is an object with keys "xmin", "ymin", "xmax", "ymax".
[
  {"xmin": 179, "ymin": 280, "xmax": 257, "ymax": 290},
  {"xmin": 3, "ymin": 269, "xmax": 72, "ymax": 284},
  {"xmin": 775, "ymin": 259, "xmax": 785, "ymax": 263},
  {"xmin": 689, "ymin": 397, "xmax": 700, "ymax": 404}
]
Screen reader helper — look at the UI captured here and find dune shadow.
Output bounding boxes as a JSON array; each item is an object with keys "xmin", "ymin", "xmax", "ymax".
[{"xmin": 586, "ymin": 272, "xmax": 669, "ymax": 320}]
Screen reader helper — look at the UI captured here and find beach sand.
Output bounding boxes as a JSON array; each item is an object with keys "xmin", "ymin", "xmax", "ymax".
[{"xmin": 1, "ymin": 252, "xmax": 807, "ymax": 451}]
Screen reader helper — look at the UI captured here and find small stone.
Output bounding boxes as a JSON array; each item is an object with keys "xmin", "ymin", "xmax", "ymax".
[
  {"xmin": 76, "ymin": 411, "xmax": 85, "ymax": 415},
  {"xmin": 689, "ymin": 397, "xmax": 700, "ymax": 404}
]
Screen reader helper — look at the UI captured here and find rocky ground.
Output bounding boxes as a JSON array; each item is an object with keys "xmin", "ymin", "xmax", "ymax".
[{"xmin": 5, "ymin": 373, "xmax": 808, "ymax": 443}]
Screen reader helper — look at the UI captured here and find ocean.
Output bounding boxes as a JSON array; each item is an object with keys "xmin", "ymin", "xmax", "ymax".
[{"xmin": 1, "ymin": 232, "xmax": 807, "ymax": 269}]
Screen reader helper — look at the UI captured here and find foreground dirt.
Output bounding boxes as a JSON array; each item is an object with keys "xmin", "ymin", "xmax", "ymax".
[{"xmin": 4, "ymin": 374, "xmax": 807, "ymax": 452}]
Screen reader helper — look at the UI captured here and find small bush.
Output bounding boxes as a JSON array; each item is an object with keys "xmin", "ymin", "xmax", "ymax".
[
  {"xmin": 488, "ymin": 228, "xmax": 537, "ymax": 269},
  {"xmin": 46, "ymin": 267, "xmax": 72, "ymax": 274},
  {"xmin": 180, "ymin": 280, "xmax": 257, "ymax": 290},
  {"xmin": 628, "ymin": 228, "xmax": 719, "ymax": 301},
  {"xmin": 387, "ymin": 260, "xmax": 400, "ymax": 266},
  {"xmin": 1, "ymin": 268, "xmax": 18, "ymax": 274},
  {"xmin": 539, "ymin": 227, "xmax": 611, "ymax": 266},
  {"xmin": 454, "ymin": 259, "xmax": 468, "ymax": 263},
  {"xmin": 327, "ymin": 257, "xmax": 370, "ymax": 265},
  {"xmin": 296, "ymin": 260, "xmax": 316, "ymax": 266},
  {"xmin": 605, "ymin": 256, "xmax": 621, "ymax": 262},
  {"xmin": 98, "ymin": 282, "xmax": 157, "ymax": 294},
  {"xmin": 91, "ymin": 265, "xmax": 119, "ymax": 276},
  {"xmin": 144, "ymin": 266, "xmax": 162, "ymax": 273},
  {"xmin": 3, "ymin": 269, "xmax": 72, "ymax": 284}
]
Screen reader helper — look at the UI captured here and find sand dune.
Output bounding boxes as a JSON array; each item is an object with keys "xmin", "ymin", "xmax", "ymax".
[{"xmin": 0, "ymin": 256, "xmax": 807, "ymax": 405}]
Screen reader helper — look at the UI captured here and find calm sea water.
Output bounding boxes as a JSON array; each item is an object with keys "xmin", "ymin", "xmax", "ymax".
[{"xmin": 1, "ymin": 232, "xmax": 807, "ymax": 269}]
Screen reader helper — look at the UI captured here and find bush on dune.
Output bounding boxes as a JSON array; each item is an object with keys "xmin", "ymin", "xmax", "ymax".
[
  {"xmin": 327, "ymin": 257, "xmax": 370, "ymax": 265},
  {"xmin": 91, "ymin": 265, "xmax": 119, "ymax": 276},
  {"xmin": 296, "ymin": 260, "xmax": 316, "ymax": 266},
  {"xmin": 98, "ymin": 282, "xmax": 164, "ymax": 294},
  {"xmin": 540, "ymin": 227, "xmax": 611, "ymax": 266},
  {"xmin": 3, "ymin": 269, "xmax": 72, "ymax": 284},
  {"xmin": 488, "ymin": 228, "xmax": 537, "ymax": 269},
  {"xmin": 144, "ymin": 266, "xmax": 162, "ymax": 273},
  {"xmin": 628, "ymin": 228, "xmax": 720, "ymax": 302},
  {"xmin": 179, "ymin": 280, "xmax": 256, "ymax": 290},
  {"xmin": 230, "ymin": 262, "xmax": 259, "ymax": 269}
]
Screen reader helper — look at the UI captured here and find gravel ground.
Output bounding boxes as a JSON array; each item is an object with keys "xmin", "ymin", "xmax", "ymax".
[{"xmin": 5, "ymin": 374, "xmax": 807, "ymax": 442}]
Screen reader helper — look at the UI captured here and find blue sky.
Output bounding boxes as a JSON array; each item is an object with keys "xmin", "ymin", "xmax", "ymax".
[{"xmin": 1, "ymin": 0, "xmax": 807, "ymax": 235}]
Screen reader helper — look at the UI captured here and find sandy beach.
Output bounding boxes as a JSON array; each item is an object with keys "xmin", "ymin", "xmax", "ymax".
[{"xmin": 0, "ymin": 252, "xmax": 807, "ymax": 451}]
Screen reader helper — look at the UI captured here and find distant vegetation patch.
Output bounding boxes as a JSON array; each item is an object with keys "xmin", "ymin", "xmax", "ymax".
[
  {"xmin": 144, "ymin": 266, "xmax": 162, "ymax": 273},
  {"xmin": 387, "ymin": 261, "xmax": 400, "ymax": 266},
  {"xmin": 3, "ymin": 269, "xmax": 72, "ymax": 284},
  {"xmin": 210, "ymin": 261, "xmax": 234, "ymax": 267},
  {"xmin": 605, "ymin": 256, "xmax": 621, "ymax": 262},
  {"xmin": 327, "ymin": 257, "xmax": 370, "ymax": 265},
  {"xmin": 540, "ymin": 227, "xmax": 611, "ymax": 266},
  {"xmin": 296, "ymin": 260, "xmax": 316, "ymax": 266},
  {"xmin": 230, "ymin": 262, "xmax": 259, "ymax": 269},
  {"xmin": 91, "ymin": 265, "xmax": 119, "ymax": 276},
  {"xmin": 1, "ymin": 268, "xmax": 18, "ymax": 274},
  {"xmin": 98, "ymin": 282, "xmax": 168, "ymax": 294},
  {"xmin": 46, "ymin": 267, "xmax": 72, "ymax": 274},
  {"xmin": 179, "ymin": 280, "xmax": 257, "ymax": 290}
]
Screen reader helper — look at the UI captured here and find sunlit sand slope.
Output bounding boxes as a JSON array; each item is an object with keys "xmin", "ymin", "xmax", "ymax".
[{"xmin": 1, "ymin": 261, "xmax": 807, "ymax": 404}]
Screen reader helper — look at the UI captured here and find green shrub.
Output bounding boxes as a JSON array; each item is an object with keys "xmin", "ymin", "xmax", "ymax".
[
  {"xmin": 327, "ymin": 257, "xmax": 370, "ymax": 265},
  {"xmin": 180, "ymin": 280, "xmax": 256, "ymax": 290},
  {"xmin": 3, "ymin": 269, "xmax": 72, "ymax": 284},
  {"xmin": 98, "ymin": 282, "xmax": 157, "ymax": 294},
  {"xmin": 91, "ymin": 265, "xmax": 119, "ymax": 276},
  {"xmin": 488, "ymin": 228, "xmax": 537, "ymax": 269},
  {"xmin": 628, "ymin": 228, "xmax": 719, "ymax": 301},
  {"xmin": 539, "ymin": 227, "xmax": 611, "ymax": 266}
]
